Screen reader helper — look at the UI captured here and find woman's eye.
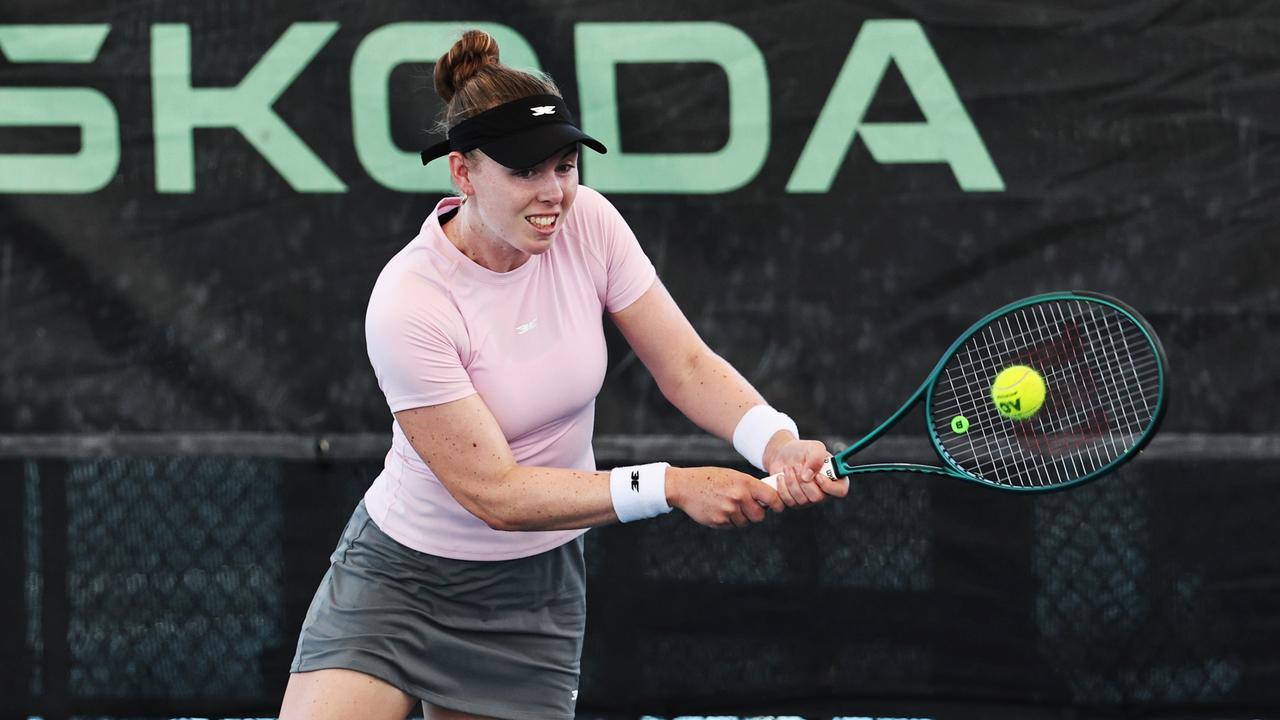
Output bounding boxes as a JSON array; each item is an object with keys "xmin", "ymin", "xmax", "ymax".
[{"xmin": 557, "ymin": 163, "xmax": 576, "ymax": 173}]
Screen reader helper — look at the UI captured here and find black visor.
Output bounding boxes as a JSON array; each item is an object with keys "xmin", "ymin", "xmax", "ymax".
[{"xmin": 420, "ymin": 94, "xmax": 607, "ymax": 169}]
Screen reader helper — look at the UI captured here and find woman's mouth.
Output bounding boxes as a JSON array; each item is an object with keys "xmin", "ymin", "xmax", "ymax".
[{"xmin": 525, "ymin": 214, "xmax": 558, "ymax": 234}]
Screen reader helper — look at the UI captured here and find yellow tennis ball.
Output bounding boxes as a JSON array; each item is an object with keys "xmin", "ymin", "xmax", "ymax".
[{"xmin": 991, "ymin": 365, "xmax": 1046, "ymax": 420}]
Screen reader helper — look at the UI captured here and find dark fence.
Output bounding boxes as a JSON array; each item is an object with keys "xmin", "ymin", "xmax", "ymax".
[{"xmin": 4, "ymin": 435, "xmax": 1279, "ymax": 719}]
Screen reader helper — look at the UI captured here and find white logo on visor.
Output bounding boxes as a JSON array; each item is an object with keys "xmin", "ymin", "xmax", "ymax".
[{"xmin": 530, "ymin": 105, "xmax": 556, "ymax": 116}]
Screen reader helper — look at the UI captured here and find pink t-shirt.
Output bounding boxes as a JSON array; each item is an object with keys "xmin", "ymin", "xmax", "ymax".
[{"xmin": 363, "ymin": 186, "xmax": 657, "ymax": 560}]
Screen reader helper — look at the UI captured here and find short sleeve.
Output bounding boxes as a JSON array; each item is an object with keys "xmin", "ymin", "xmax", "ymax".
[
  {"xmin": 575, "ymin": 186, "xmax": 657, "ymax": 313},
  {"xmin": 365, "ymin": 273, "xmax": 476, "ymax": 413}
]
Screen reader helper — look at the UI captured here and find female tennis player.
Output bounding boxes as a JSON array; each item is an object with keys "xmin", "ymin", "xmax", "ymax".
[{"xmin": 278, "ymin": 29, "xmax": 848, "ymax": 720}]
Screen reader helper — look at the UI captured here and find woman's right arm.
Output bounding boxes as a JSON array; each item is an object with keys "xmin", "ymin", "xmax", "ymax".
[{"xmin": 394, "ymin": 395, "xmax": 785, "ymax": 531}]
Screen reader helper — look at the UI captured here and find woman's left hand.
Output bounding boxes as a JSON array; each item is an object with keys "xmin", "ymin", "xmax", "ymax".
[{"xmin": 765, "ymin": 439, "xmax": 850, "ymax": 508}]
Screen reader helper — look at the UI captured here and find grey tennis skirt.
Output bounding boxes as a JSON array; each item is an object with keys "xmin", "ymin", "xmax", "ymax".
[{"xmin": 290, "ymin": 501, "xmax": 587, "ymax": 720}]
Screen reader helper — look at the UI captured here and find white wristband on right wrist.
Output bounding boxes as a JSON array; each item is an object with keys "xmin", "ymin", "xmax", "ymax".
[
  {"xmin": 609, "ymin": 462, "xmax": 672, "ymax": 523},
  {"xmin": 732, "ymin": 404, "xmax": 799, "ymax": 472}
]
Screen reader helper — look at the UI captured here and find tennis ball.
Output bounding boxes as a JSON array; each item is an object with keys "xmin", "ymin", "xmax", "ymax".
[{"xmin": 991, "ymin": 365, "xmax": 1046, "ymax": 421}]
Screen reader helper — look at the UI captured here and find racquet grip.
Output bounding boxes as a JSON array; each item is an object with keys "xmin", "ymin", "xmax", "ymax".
[{"xmin": 760, "ymin": 456, "xmax": 839, "ymax": 490}]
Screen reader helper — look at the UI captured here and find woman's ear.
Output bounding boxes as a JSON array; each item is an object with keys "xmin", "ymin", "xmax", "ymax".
[{"xmin": 449, "ymin": 151, "xmax": 474, "ymax": 199}]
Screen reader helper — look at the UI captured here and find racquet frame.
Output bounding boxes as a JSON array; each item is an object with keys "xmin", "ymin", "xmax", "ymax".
[{"xmin": 821, "ymin": 291, "xmax": 1168, "ymax": 492}]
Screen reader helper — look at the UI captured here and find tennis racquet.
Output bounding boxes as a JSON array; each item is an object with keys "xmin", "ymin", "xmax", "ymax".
[{"xmin": 763, "ymin": 291, "xmax": 1168, "ymax": 493}]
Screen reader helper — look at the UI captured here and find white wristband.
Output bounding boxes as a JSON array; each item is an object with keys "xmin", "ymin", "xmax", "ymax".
[
  {"xmin": 609, "ymin": 462, "xmax": 672, "ymax": 523},
  {"xmin": 732, "ymin": 405, "xmax": 799, "ymax": 472}
]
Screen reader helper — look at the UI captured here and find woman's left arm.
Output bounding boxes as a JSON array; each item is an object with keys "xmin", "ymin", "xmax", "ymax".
[{"xmin": 610, "ymin": 280, "xmax": 848, "ymax": 506}]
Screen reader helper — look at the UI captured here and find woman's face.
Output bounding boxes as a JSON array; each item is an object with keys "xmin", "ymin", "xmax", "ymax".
[{"xmin": 455, "ymin": 146, "xmax": 579, "ymax": 261}]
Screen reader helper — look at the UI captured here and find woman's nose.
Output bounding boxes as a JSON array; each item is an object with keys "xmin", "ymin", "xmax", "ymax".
[{"xmin": 537, "ymin": 173, "xmax": 564, "ymax": 204}]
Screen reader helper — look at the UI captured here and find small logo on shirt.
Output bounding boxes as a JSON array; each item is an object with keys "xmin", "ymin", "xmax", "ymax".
[
  {"xmin": 531, "ymin": 105, "xmax": 556, "ymax": 116},
  {"xmin": 630, "ymin": 470, "xmax": 640, "ymax": 492},
  {"xmin": 570, "ymin": 689, "xmax": 579, "ymax": 703},
  {"xmin": 515, "ymin": 317, "xmax": 538, "ymax": 335}
]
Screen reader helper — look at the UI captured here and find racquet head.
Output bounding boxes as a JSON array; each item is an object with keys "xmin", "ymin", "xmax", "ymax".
[{"xmin": 925, "ymin": 291, "xmax": 1167, "ymax": 491}]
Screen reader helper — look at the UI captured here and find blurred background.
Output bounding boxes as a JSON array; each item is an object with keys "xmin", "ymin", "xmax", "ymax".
[{"xmin": 2, "ymin": 1, "xmax": 1277, "ymax": 718}]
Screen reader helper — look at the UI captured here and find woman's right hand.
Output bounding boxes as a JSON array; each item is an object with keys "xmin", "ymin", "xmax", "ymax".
[{"xmin": 665, "ymin": 466, "xmax": 785, "ymax": 529}]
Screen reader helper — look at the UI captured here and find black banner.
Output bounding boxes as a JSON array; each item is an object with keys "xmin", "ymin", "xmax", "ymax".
[{"xmin": 1, "ymin": 0, "xmax": 1275, "ymax": 436}]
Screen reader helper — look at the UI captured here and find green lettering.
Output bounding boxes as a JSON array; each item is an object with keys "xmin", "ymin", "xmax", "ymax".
[
  {"xmin": 351, "ymin": 23, "xmax": 540, "ymax": 192},
  {"xmin": 151, "ymin": 23, "xmax": 344, "ymax": 193},
  {"xmin": 0, "ymin": 25, "xmax": 117, "ymax": 193},
  {"xmin": 0, "ymin": 24, "xmax": 108, "ymax": 62},
  {"xmin": 575, "ymin": 22, "xmax": 769, "ymax": 194},
  {"xmin": 787, "ymin": 20, "xmax": 1003, "ymax": 193},
  {"xmin": 0, "ymin": 89, "xmax": 119, "ymax": 193}
]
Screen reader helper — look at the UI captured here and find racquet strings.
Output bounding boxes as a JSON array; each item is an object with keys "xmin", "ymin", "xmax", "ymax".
[{"xmin": 929, "ymin": 299, "xmax": 1162, "ymax": 489}]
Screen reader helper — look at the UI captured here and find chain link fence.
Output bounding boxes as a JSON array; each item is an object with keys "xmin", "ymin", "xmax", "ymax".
[{"xmin": 6, "ymin": 436, "xmax": 1279, "ymax": 719}]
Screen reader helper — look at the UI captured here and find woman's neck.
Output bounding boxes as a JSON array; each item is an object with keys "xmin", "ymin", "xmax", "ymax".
[{"xmin": 443, "ymin": 201, "xmax": 530, "ymax": 273}]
